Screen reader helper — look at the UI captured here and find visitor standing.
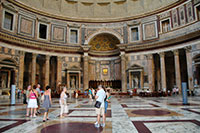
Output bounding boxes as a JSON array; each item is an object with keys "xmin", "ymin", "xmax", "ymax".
[
  {"xmin": 27, "ymin": 85, "xmax": 38, "ymax": 118},
  {"xmin": 89, "ymin": 88, "xmax": 92, "ymax": 101},
  {"xmin": 59, "ymin": 87, "xmax": 68, "ymax": 118},
  {"xmin": 26, "ymin": 85, "xmax": 31, "ymax": 117},
  {"xmin": 94, "ymin": 85, "xmax": 106, "ymax": 128},
  {"xmin": 42, "ymin": 86, "xmax": 52, "ymax": 122},
  {"xmin": 104, "ymin": 89, "xmax": 111, "ymax": 123},
  {"xmin": 92, "ymin": 88, "xmax": 95, "ymax": 100},
  {"xmin": 36, "ymin": 84, "xmax": 41, "ymax": 114}
]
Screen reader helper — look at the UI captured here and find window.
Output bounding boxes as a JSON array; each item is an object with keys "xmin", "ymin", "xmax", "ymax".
[
  {"xmin": 70, "ymin": 29, "xmax": 78, "ymax": 43},
  {"xmin": 131, "ymin": 27, "xmax": 139, "ymax": 42},
  {"xmin": 161, "ymin": 19, "xmax": 171, "ymax": 33},
  {"xmin": 3, "ymin": 11, "xmax": 14, "ymax": 31},
  {"xmin": 39, "ymin": 23, "xmax": 48, "ymax": 39},
  {"xmin": 197, "ymin": 5, "xmax": 200, "ymax": 20}
]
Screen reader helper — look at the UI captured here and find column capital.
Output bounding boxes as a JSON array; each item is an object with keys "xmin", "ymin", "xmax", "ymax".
[
  {"xmin": 81, "ymin": 45, "xmax": 91, "ymax": 52},
  {"xmin": 45, "ymin": 55, "xmax": 50, "ymax": 60},
  {"xmin": 19, "ymin": 51, "xmax": 25, "ymax": 56},
  {"xmin": 185, "ymin": 46, "xmax": 192, "ymax": 53},
  {"xmin": 32, "ymin": 53, "xmax": 37, "ymax": 58},
  {"xmin": 173, "ymin": 50, "xmax": 179, "ymax": 56},
  {"xmin": 146, "ymin": 54, "xmax": 153, "ymax": 60},
  {"xmin": 159, "ymin": 52, "xmax": 165, "ymax": 58}
]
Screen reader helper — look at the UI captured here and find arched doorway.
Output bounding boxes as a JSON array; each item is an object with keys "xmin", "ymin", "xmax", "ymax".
[{"xmin": 88, "ymin": 33, "xmax": 121, "ymax": 89}]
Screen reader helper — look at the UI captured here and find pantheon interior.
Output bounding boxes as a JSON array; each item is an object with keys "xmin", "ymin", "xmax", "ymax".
[{"xmin": 0, "ymin": 0, "xmax": 200, "ymax": 133}]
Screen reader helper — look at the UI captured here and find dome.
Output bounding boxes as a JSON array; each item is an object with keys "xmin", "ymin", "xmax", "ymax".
[{"xmin": 14, "ymin": 0, "xmax": 179, "ymax": 22}]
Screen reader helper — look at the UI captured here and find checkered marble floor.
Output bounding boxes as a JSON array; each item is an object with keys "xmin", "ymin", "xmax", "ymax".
[{"xmin": 0, "ymin": 95, "xmax": 200, "ymax": 133}]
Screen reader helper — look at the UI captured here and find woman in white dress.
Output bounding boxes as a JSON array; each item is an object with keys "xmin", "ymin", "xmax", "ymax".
[
  {"xmin": 60, "ymin": 87, "xmax": 68, "ymax": 118},
  {"xmin": 27, "ymin": 85, "xmax": 38, "ymax": 117}
]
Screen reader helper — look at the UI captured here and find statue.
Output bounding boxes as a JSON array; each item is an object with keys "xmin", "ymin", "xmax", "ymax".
[
  {"xmin": 1, "ymin": 75, "xmax": 6, "ymax": 88},
  {"xmin": 133, "ymin": 76, "xmax": 138, "ymax": 88},
  {"xmin": 71, "ymin": 77, "xmax": 75, "ymax": 89}
]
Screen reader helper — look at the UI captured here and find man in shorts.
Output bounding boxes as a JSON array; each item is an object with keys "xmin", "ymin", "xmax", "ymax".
[
  {"xmin": 95, "ymin": 85, "xmax": 106, "ymax": 128},
  {"xmin": 36, "ymin": 84, "xmax": 41, "ymax": 114}
]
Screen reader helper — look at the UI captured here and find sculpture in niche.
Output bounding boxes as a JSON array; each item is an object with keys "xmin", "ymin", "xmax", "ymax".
[
  {"xmin": 70, "ymin": 76, "xmax": 76, "ymax": 89},
  {"xmin": 133, "ymin": 76, "xmax": 139, "ymax": 88}
]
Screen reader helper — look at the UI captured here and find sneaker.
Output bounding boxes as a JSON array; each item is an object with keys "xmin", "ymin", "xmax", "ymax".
[
  {"xmin": 94, "ymin": 121, "xmax": 98, "ymax": 125},
  {"xmin": 30, "ymin": 115, "xmax": 32, "ymax": 118},
  {"xmin": 33, "ymin": 115, "xmax": 37, "ymax": 118},
  {"xmin": 95, "ymin": 123, "xmax": 100, "ymax": 128},
  {"xmin": 101, "ymin": 123, "xmax": 105, "ymax": 127}
]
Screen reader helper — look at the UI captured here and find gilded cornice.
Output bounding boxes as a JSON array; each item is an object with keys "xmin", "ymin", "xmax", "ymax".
[
  {"xmin": 7, "ymin": 0, "xmax": 187, "ymax": 23},
  {"xmin": 0, "ymin": 31, "xmax": 81, "ymax": 53}
]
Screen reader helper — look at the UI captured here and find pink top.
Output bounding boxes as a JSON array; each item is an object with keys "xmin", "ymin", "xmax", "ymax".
[{"xmin": 29, "ymin": 91, "xmax": 36, "ymax": 99}]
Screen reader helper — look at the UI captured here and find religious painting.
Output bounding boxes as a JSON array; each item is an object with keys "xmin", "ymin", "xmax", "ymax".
[
  {"xmin": 18, "ymin": 14, "xmax": 35, "ymax": 37},
  {"xmin": 51, "ymin": 24, "xmax": 66, "ymax": 43},
  {"xmin": 143, "ymin": 21, "xmax": 158, "ymax": 40},
  {"xmin": 102, "ymin": 68, "xmax": 108, "ymax": 75}
]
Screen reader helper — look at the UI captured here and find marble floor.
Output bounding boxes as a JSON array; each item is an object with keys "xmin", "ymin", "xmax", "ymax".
[{"xmin": 0, "ymin": 95, "xmax": 200, "ymax": 133}]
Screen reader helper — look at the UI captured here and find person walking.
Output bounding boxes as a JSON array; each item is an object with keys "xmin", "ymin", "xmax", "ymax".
[
  {"xmin": 42, "ymin": 86, "xmax": 52, "ymax": 122},
  {"xmin": 26, "ymin": 85, "xmax": 31, "ymax": 117},
  {"xmin": 89, "ymin": 88, "xmax": 93, "ymax": 101},
  {"xmin": 36, "ymin": 84, "xmax": 41, "ymax": 114},
  {"xmin": 59, "ymin": 87, "xmax": 68, "ymax": 118},
  {"xmin": 104, "ymin": 89, "xmax": 111, "ymax": 123},
  {"xmin": 94, "ymin": 85, "xmax": 106, "ymax": 128},
  {"xmin": 27, "ymin": 85, "xmax": 38, "ymax": 118}
]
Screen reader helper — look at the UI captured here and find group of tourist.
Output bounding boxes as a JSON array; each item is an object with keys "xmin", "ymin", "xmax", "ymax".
[{"xmin": 23, "ymin": 83, "xmax": 111, "ymax": 127}]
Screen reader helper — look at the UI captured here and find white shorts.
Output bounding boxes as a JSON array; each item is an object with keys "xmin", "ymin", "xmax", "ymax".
[
  {"xmin": 96, "ymin": 107, "xmax": 105, "ymax": 116},
  {"xmin": 27, "ymin": 99, "xmax": 38, "ymax": 108}
]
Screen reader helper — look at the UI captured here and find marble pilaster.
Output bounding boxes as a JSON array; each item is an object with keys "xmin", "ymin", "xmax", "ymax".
[
  {"xmin": 18, "ymin": 52, "xmax": 24, "ymax": 89},
  {"xmin": 31, "ymin": 53, "xmax": 37, "ymax": 86},
  {"xmin": 83, "ymin": 55, "xmax": 89, "ymax": 90},
  {"xmin": 129, "ymin": 72, "xmax": 132, "ymax": 89},
  {"xmin": 140, "ymin": 70, "xmax": 144, "ymax": 89},
  {"xmin": 44, "ymin": 55, "xmax": 50, "ymax": 87},
  {"xmin": 160, "ymin": 52, "xmax": 167, "ymax": 92},
  {"xmin": 147, "ymin": 54, "xmax": 155, "ymax": 92},
  {"xmin": 56, "ymin": 56, "xmax": 62, "ymax": 89},
  {"xmin": 121, "ymin": 52, "xmax": 127, "ymax": 92},
  {"xmin": 173, "ymin": 50, "xmax": 182, "ymax": 94},
  {"xmin": 185, "ymin": 47, "xmax": 194, "ymax": 92}
]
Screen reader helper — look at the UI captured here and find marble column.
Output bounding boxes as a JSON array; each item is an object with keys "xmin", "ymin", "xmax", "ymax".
[
  {"xmin": 83, "ymin": 55, "xmax": 89, "ymax": 90},
  {"xmin": 31, "ymin": 53, "xmax": 37, "ymax": 87},
  {"xmin": 67, "ymin": 72, "xmax": 70, "ymax": 89},
  {"xmin": 185, "ymin": 47, "xmax": 194, "ymax": 93},
  {"xmin": 140, "ymin": 70, "xmax": 144, "ymax": 89},
  {"xmin": 173, "ymin": 50, "xmax": 182, "ymax": 94},
  {"xmin": 159, "ymin": 52, "xmax": 167, "ymax": 92},
  {"xmin": 147, "ymin": 54, "xmax": 155, "ymax": 92},
  {"xmin": 121, "ymin": 52, "xmax": 127, "ymax": 92},
  {"xmin": 56, "ymin": 56, "xmax": 62, "ymax": 89},
  {"xmin": 18, "ymin": 52, "xmax": 24, "ymax": 89},
  {"xmin": 129, "ymin": 71, "xmax": 132, "ymax": 89},
  {"xmin": 79, "ymin": 72, "xmax": 81, "ymax": 89},
  {"xmin": 44, "ymin": 55, "xmax": 50, "ymax": 87}
]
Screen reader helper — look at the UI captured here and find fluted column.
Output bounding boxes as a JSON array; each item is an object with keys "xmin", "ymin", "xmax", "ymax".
[
  {"xmin": 185, "ymin": 47, "xmax": 194, "ymax": 93},
  {"xmin": 173, "ymin": 50, "xmax": 182, "ymax": 94},
  {"xmin": 83, "ymin": 55, "xmax": 89, "ymax": 90},
  {"xmin": 140, "ymin": 70, "xmax": 144, "ymax": 89},
  {"xmin": 147, "ymin": 54, "xmax": 155, "ymax": 92},
  {"xmin": 79, "ymin": 72, "xmax": 81, "ymax": 89},
  {"xmin": 31, "ymin": 53, "xmax": 37, "ymax": 86},
  {"xmin": 67, "ymin": 72, "xmax": 70, "ymax": 89},
  {"xmin": 160, "ymin": 52, "xmax": 167, "ymax": 92},
  {"xmin": 44, "ymin": 55, "xmax": 50, "ymax": 87},
  {"xmin": 18, "ymin": 52, "xmax": 25, "ymax": 89},
  {"xmin": 121, "ymin": 52, "xmax": 127, "ymax": 92},
  {"xmin": 56, "ymin": 57, "xmax": 62, "ymax": 89}
]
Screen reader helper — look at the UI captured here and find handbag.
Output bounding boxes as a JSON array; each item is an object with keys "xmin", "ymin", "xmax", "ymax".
[{"xmin": 94, "ymin": 101, "xmax": 101, "ymax": 108}]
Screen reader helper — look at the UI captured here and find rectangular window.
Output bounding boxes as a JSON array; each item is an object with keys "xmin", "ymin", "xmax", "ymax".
[
  {"xmin": 161, "ymin": 19, "xmax": 170, "ymax": 33},
  {"xmin": 4, "ymin": 11, "xmax": 13, "ymax": 31},
  {"xmin": 131, "ymin": 27, "xmax": 139, "ymax": 41},
  {"xmin": 70, "ymin": 29, "xmax": 78, "ymax": 43},
  {"xmin": 197, "ymin": 5, "xmax": 200, "ymax": 20},
  {"xmin": 39, "ymin": 23, "xmax": 47, "ymax": 39}
]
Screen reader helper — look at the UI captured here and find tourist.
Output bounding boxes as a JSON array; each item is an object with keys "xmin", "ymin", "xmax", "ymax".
[
  {"xmin": 26, "ymin": 85, "xmax": 31, "ymax": 117},
  {"xmin": 92, "ymin": 88, "xmax": 95, "ymax": 100},
  {"xmin": 36, "ymin": 84, "xmax": 41, "ymax": 114},
  {"xmin": 94, "ymin": 85, "xmax": 106, "ymax": 128},
  {"xmin": 89, "ymin": 88, "xmax": 92, "ymax": 101},
  {"xmin": 59, "ymin": 87, "xmax": 68, "ymax": 118},
  {"xmin": 42, "ymin": 86, "xmax": 52, "ymax": 122},
  {"xmin": 27, "ymin": 85, "xmax": 38, "ymax": 118},
  {"xmin": 75, "ymin": 89, "xmax": 79, "ymax": 99},
  {"xmin": 104, "ymin": 89, "xmax": 111, "ymax": 122}
]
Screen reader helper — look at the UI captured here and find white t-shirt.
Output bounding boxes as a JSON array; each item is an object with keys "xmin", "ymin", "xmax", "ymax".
[
  {"xmin": 36, "ymin": 88, "xmax": 41, "ymax": 97},
  {"xmin": 96, "ymin": 89, "xmax": 106, "ymax": 108}
]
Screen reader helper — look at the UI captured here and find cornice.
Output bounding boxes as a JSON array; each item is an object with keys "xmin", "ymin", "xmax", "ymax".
[
  {"xmin": 0, "ymin": 31, "xmax": 82, "ymax": 54},
  {"xmin": 7, "ymin": 0, "xmax": 187, "ymax": 23}
]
